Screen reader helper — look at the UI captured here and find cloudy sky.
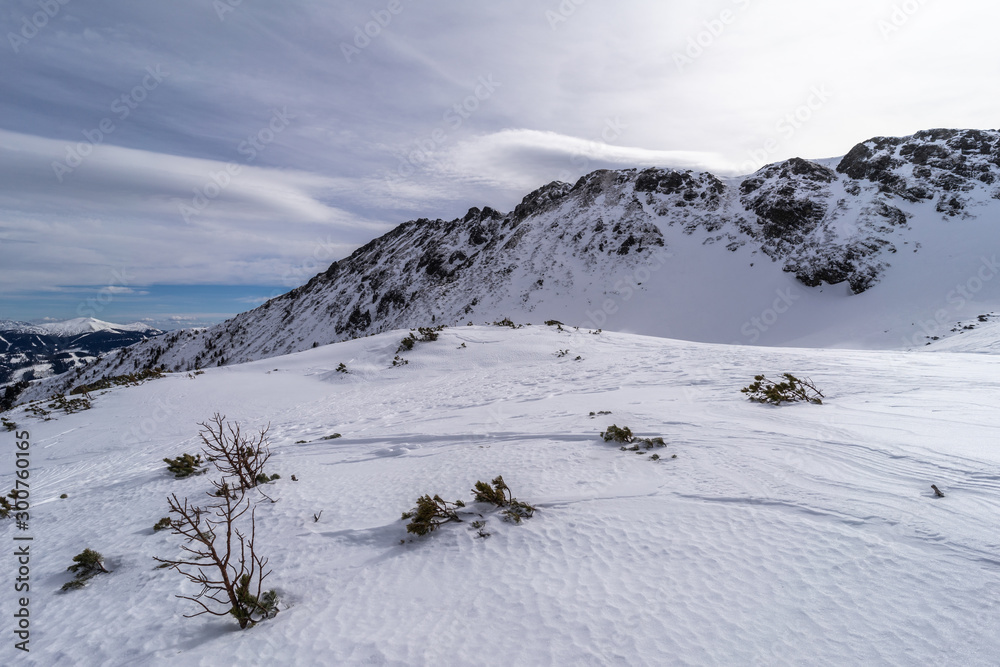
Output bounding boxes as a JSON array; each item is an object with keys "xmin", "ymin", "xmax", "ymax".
[{"xmin": 1, "ymin": 0, "xmax": 997, "ymax": 327}]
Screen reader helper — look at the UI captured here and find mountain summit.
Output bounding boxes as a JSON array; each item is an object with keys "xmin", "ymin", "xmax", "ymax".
[{"xmin": 18, "ymin": 128, "xmax": 1000, "ymax": 401}]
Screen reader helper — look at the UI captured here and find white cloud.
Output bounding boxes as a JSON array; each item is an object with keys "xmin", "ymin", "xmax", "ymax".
[
  {"xmin": 0, "ymin": 130, "xmax": 389, "ymax": 294},
  {"xmin": 434, "ymin": 129, "xmax": 737, "ymax": 190},
  {"xmin": 102, "ymin": 286, "xmax": 148, "ymax": 295}
]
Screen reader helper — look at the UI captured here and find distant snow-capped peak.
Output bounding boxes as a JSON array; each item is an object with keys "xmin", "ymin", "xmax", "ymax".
[{"xmin": 8, "ymin": 317, "xmax": 160, "ymax": 336}]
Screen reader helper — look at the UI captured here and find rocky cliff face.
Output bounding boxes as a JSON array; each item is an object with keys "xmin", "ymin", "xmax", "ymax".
[{"xmin": 17, "ymin": 128, "xmax": 1000, "ymax": 402}]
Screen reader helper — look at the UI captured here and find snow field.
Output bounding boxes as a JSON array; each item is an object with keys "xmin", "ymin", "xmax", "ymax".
[{"xmin": 2, "ymin": 325, "xmax": 999, "ymax": 665}]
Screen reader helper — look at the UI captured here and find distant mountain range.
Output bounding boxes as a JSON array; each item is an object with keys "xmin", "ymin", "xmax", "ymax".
[
  {"xmin": 0, "ymin": 317, "xmax": 162, "ymax": 389},
  {"xmin": 12, "ymin": 128, "xmax": 1000, "ymax": 405}
]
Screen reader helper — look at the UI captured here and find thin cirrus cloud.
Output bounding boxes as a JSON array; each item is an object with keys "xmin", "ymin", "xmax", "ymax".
[{"xmin": 0, "ymin": 129, "xmax": 384, "ymax": 296}]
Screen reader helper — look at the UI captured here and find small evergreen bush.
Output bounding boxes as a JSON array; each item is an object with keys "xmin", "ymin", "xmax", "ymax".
[
  {"xmin": 416, "ymin": 326, "xmax": 444, "ymax": 342},
  {"xmin": 69, "ymin": 367, "xmax": 165, "ymax": 395},
  {"xmin": 471, "ymin": 476, "xmax": 536, "ymax": 524},
  {"xmin": 402, "ymin": 495, "xmax": 465, "ymax": 536},
  {"xmin": 154, "ymin": 517, "xmax": 173, "ymax": 531},
  {"xmin": 397, "ymin": 335, "xmax": 415, "ymax": 352},
  {"xmin": 163, "ymin": 453, "xmax": 205, "ymax": 478},
  {"xmin": 742, "ymin": 374, "xmax": 823, "ymax": 405},
  {"xmin": 601, "ymin": 425, "xmax": 633, "ymax": 443},
  {"xmin": 601, "ymin": 425, "xmax": 666, "ymax": 451},
  {"xmin": 62, "ymin": 549, "xmax": 109, "ymax": 591},
  {"xmin": 231, "ymin": 574, "xmax": 278, "ymax": 626}
]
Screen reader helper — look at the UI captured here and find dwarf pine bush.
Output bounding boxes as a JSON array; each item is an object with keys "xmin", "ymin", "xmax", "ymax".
[
  {"xmin": 231, "ymin": 574, "xmax": 279, "ymax": 626},
  {"xmin": 403, "ymin": 475, "xmax": 538, "ymax": 538},
  {"xmin": 62, "ymin": 549, "xmax": 109, "ymax": 591},
  {"xmin": 601, "ymin": 425, "xmax": 666, "ymax": 451},
  {"xmin": 69, "ymin": 367, "xmax": 166, "ymax": 395},
  {"xmin": 397, "ymin": 335, "xmax": 415, "ymax": 352},
  {"xmin": 742, "ymin": 374, "xmax": 824, "ymax": 405},
  {"xmin": 471, "ymin": 476, "xmax": 536, "ymax": 524},
  {"xmin": 601, "ymin": 425, "xmax": 633, "ymax": 443},
  {"xmin": 163, "ymin": 453, "xmax": 205, "ymax": 478},
  {"xmin": 416, "ymin": 326, "xmax": 444, "ymax": 341},
  {"xmin": 403, "ymin": 494, "xmax": 466, "ymax": 536}
]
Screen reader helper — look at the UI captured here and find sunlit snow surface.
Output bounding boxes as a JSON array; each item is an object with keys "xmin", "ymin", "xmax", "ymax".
[{"xmin": 2, "ymin": 326, "xmax": 999, "ymax": 665}]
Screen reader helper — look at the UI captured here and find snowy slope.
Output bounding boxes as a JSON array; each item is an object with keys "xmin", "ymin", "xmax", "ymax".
[
  {"xmin": 35, "ymin": 318, "xmax": 159, "ymax": 336},
  {"xmin": 2, "ymin": 325, "xmax": 999, "ymax": 665},
  {"xmin": 920, "ymin": 314, "xmax": 1000, "ymax": 353},
  {"xmin": 17, "ymin": 128, "xmax": 1000, "ymax": 405},
  {"xmin": 0, "ymin": 320, "xmax": 48, "ymax": 335},
  {"xmin": 0, "ymin": 320, "xmax": 164, "ymax": 391}
]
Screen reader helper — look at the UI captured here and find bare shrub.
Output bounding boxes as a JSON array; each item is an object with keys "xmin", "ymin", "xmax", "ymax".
[
  {"xmin": 154, "ymin": 487, "xmax": 276, "ymax": 628},
  {"xmin": 198, "ymin": 413, "xmax": 272, "ymax": 490}
]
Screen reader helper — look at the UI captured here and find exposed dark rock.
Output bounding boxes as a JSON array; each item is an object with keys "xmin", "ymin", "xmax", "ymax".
[{"xmin": 512, "ymin": 181, "xmax": 573, "ymax": 222}]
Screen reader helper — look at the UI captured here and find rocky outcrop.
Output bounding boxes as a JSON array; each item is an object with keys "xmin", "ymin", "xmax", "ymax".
[{"xmin": 837, "ymin": 128, "xmax": 1000, "ymax": 213}]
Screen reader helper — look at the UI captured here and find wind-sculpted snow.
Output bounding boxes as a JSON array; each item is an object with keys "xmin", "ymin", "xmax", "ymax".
[
  {"xmin": 4, "ymin": 326, "xmax": 1000, "ymax": 664},
  {"xmin": 17, "ymin": 129, "xmax": 1000, "ymax": 403}
]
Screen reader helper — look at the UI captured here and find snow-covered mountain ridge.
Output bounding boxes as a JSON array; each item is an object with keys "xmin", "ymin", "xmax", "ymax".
[
  {"xmin": 35, "ymin": 317, "xmax": 159, "ymax": 336},
  {"xmin": 0, "ymin": 318, "xmax": 163, "ymax": 393},
  {"xmin": 16, "ymin": 128, "xmax": 1000, "ymax": 404},
  {"xmin": 0, "ymin": 318, "xmax": 158, "ymax": 336}
]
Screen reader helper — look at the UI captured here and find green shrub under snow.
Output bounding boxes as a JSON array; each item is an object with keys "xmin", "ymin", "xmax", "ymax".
[{"xmin": 741, "ymin": 374, "xmax": 824, "ymax": 405}]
